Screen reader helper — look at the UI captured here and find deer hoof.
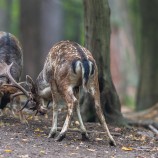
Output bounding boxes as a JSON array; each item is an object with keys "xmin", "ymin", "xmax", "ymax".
[
  {"xmin": 81, "ymin": 133, "xmax": 89, "ymax": 141},
  {"xmin": 48, "ymin": 131, "xmax": 57, "ymax": 138},
  {"xmin": 109, "ymin": 139, "xmax": 116, "ymax": 146},
  {"xmin": 55, "ymin": 133, "xmax": 66, "ymax": 141}
]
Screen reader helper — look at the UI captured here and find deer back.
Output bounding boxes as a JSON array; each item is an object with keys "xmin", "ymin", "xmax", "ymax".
[
  {"xmin": 0, "ymin": 32, "xmax": 23, "ymax": 83},
  {"xmin": 41, "ymin": 41, "xmax": 96, "ymax": 95}
]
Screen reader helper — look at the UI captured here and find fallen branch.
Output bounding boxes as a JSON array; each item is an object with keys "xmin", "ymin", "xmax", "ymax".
[
  {"xmin": 148, "ymin": 125, "xmax": 158, "ymax": 135},
  {"xmin": 56, "ymin": 127, "xmax": 121, "ymax": 136},
  {"xmin": 127, "ymin": 120, "xmax": 155, "ymax": 127},
  {"xmin": 127, "ymin": 119, "xmax": 158, "ymax": 136},
  {"xmin": 123, "ymin": 103, "xmax": 158, "ymax": 121}
]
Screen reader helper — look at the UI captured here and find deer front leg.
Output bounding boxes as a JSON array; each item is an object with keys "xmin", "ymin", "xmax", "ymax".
[
  {"xmin": 74, "ymin": 89, "xmax": 89, "ymax": 140},
  {"xmin": 76, "ymin": 103, "xmax": 89, "ymax": 140}
]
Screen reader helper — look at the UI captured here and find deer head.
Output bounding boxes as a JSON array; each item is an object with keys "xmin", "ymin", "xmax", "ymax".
[
  {"xmin": 0, "ymin": 62, "xmax": 46, "ymax": 114},
  {"xmin": 25, "ymin": 75, "xmax": 47, "ymax": 114}
]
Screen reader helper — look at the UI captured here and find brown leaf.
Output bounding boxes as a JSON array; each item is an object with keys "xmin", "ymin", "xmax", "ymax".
[
  {"xmin": 87, "ymin": 148, "xmax": 96, "ymax": 152},
  {"xmin": 95, "ymin": 137, "xmax": 103, "ymax": 141},
  {"xmin": 122, "ymin": 146, "xmax": 133, "ymax": 151},
  {"xmin": 4, "ymin": 149, "xmax": 12, "ymax": 153},
  {"xmin": 114, "ymin": 127, "xmax": 122, "ymax": 132},
  {"xmin": 34, "ymin": 128, "xmax": 43, "ymax": 132},
  {"xmin": 22, "ymin": 139, "xmax": 28, "ymax": 142}
]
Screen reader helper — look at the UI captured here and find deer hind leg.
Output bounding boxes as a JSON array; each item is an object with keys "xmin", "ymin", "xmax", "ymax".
[
  {"xmin": 74, "ymin": 87, "xmax": 89, "ymax": 140},
  {"xmin": 89, "ymin": 83, "xmax": 116, "ymax": 146},
  {"xmin": 55, "ymin": 87, "xmax": 76, "ymax": 141},
  {"xmin": 48, "ymin": 98, "xmax": 58, "ymax": 138}
]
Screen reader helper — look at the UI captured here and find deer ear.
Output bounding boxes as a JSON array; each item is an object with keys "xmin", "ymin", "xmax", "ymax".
[
  {"xmin": 26, "ymin": 75, "xmax": 37, "ymax": 93},
  {"xmin": 26, "ymin": 75, "xmax": 35, "ymax": 88}
]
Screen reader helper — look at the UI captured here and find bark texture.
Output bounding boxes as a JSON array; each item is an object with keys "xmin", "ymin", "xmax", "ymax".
[
  {"xmin": 20, "ymin": 0, "xmax": 42, "ymax": 80},
  {"xmin": 82, "ymin": 0, "xmax": 125, "ymax": 125},
  {"xmin": 136, "ymin": 0, "xmax": 158, "ymax": 111}
]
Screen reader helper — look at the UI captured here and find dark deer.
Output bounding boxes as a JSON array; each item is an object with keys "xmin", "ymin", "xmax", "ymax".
[
  {"xmin": 7, "ymin": 41, "xmax": 116, "ymax": 145},
  {"xmin": 0, "ymin": 32, "xmax": 27, "ymax": 123}
]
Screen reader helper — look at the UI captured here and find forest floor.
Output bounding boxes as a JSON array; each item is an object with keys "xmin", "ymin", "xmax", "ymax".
[{"xmin": 0, "ymin": 107, "xmax": 158, "ymax": 158}]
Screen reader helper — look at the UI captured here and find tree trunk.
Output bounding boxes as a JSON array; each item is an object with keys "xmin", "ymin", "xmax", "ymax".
[
  {"xmin": 82, "ymin": 0, "xmax": 125, "ymax": 125},
  {"xmin": 136, "ymin": 0, "xmax": 158, "ymax": 111},
  {"xmin": 109, "ymin": 0, "xmax": 138, "ymax": 105},
  {"xmin": 41, "ymin": 0, "xmax": 63, "ymax": 62},
  {"xmin": 0, "ymin": 0, "xmax": 12, "ymax": 32},
  {"xmin": 20, "ymin": 0, "xmax": 42, "ymax": 80}
]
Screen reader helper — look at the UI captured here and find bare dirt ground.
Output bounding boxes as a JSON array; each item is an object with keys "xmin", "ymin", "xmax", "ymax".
[{"xmin": 0, "ymin": 109, "xmax": 158, "ymax": 158}]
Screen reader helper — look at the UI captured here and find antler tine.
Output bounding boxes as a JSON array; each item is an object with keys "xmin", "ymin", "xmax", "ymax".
[
  {"xmin": 5, "ymin": 62, "xmax": 30, "ymax": 98},
  {"xmin": 19, "ymin": 99, "xmax": 30, "ymax": 112},
  {"xmin": 2, "ymin": 83, "xmax": 23, "ymax": 89},
  {"xmin": 10, "ymin": 92, "xmax": 25, "ymax": 99}
]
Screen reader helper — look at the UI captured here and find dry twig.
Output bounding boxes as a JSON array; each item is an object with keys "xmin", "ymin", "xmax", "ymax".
[{"xmin": 148, "ymin": 125, "xmax": 158, "ymax": 135}]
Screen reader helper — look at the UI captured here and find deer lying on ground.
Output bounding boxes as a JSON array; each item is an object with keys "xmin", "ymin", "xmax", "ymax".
[
  {"xmin": 0, "ymin": 31, "xmax": 27, "ymax": 123},
  {"xmin": 6, "ymin": 41, "xmax": 116, "ymax": 146}
]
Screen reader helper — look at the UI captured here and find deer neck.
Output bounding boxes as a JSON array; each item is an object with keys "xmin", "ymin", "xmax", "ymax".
[{"xmin": 36, "ymin": 70, "xmax": 51, "ymax": 100}]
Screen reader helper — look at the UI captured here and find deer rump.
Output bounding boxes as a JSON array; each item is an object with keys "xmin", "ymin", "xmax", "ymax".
[{"xmin": 43, "ymin": 41, "xmax": 95, "ymax": 95}]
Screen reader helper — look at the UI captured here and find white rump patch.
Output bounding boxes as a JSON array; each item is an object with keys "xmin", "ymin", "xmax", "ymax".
[
  {"xmin": 39, "ymin": 86, "xmax": 51, "ymax": 98},
  {"xmin": 89, "ymin": 61, "xmax": 94, "ymax": 76},
  {"xmin": 75, "ymin": 61, "xmax": 82, "ymax": 74}
]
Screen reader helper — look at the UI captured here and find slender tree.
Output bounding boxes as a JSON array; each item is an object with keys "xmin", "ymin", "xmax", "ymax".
[
  {"xmin": 0, "ymin": 0, "xmax": 12, "ymax": 32},
  {"xmin": 82, "ymin": 0, "xmax": 125, "ymax": 125},
  {"xmin": 136, "ymin": 0, "xmax": 158, "ymax": 111},
  {"xmin": 20, "ymin": 0, "xmax": 42, "ymax": 80},
  {"xmin": 41, "ymin": 0, "xmax": 63, "ymax": 60}
]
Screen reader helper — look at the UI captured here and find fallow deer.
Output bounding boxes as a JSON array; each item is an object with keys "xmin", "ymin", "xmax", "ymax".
[
  {"xmin": 7, "ymin": 41, "xmax": 116, "ymax": 146},
  {"xmin": 0, "ymin": 31, "xmax": 26, "ymax": 122}
]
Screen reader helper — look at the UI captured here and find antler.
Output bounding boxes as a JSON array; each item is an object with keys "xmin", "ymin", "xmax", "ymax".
[
  {"xmin": 0, "ymin": 62, "xmax": 46, "ymax": 114},
  {"xmin": 0, "ymin": 62, "xmax": 30, "ymax": 98}
]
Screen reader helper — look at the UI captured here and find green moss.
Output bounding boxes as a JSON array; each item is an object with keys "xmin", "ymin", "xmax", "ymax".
[{"xmin": 10, "ymin": 0, "xmax": 20, "ymax": 36}]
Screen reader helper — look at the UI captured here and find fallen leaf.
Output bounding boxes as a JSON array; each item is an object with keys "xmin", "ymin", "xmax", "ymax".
[
  {"xmin": 36, "ymin": 134, "xmax": 41, "ymax": 137},
  {"xmin": 40, "ymin": 150, "xmax": 45, "ymax": 154},
  {"xmin": 19, "ymin": 154, "xmax": 29, "ymax": 158},
  {"xmin": 27, "ymin": 116, "xmax": 33, "ymax": 120},
  {"xmin": 95, "ymin": 138, "xmax": 103, "ymax": 141},
  {"xmin": 122, "ymin": 146, "xmax": 133, "ymax": 151},
  {"xmin": 22, "ymin": 139, "xmax": 28, "ymax": 142},
  {"xmin": 34, "ymin": 128, "xmax": 43, "ymax": 132},
  {"xmin": 4, "ymin": 149, "xmax": 12, "ymax": 153},
  {"xmin": 87, "ymin": 148, "xmax": 96, "ymax": 152},
  {"xmin": 76, "ymin": 146, "xmax": 79, "ymax": 150},
  {"xmin": 114, "ymin": 127, "xmax": 122, "ymax": 132}
]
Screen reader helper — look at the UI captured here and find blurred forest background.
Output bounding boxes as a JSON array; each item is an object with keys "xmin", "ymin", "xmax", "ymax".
[{"xmin": 0, "ymin": 0, "xmax": 157, "ymax": 119}]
